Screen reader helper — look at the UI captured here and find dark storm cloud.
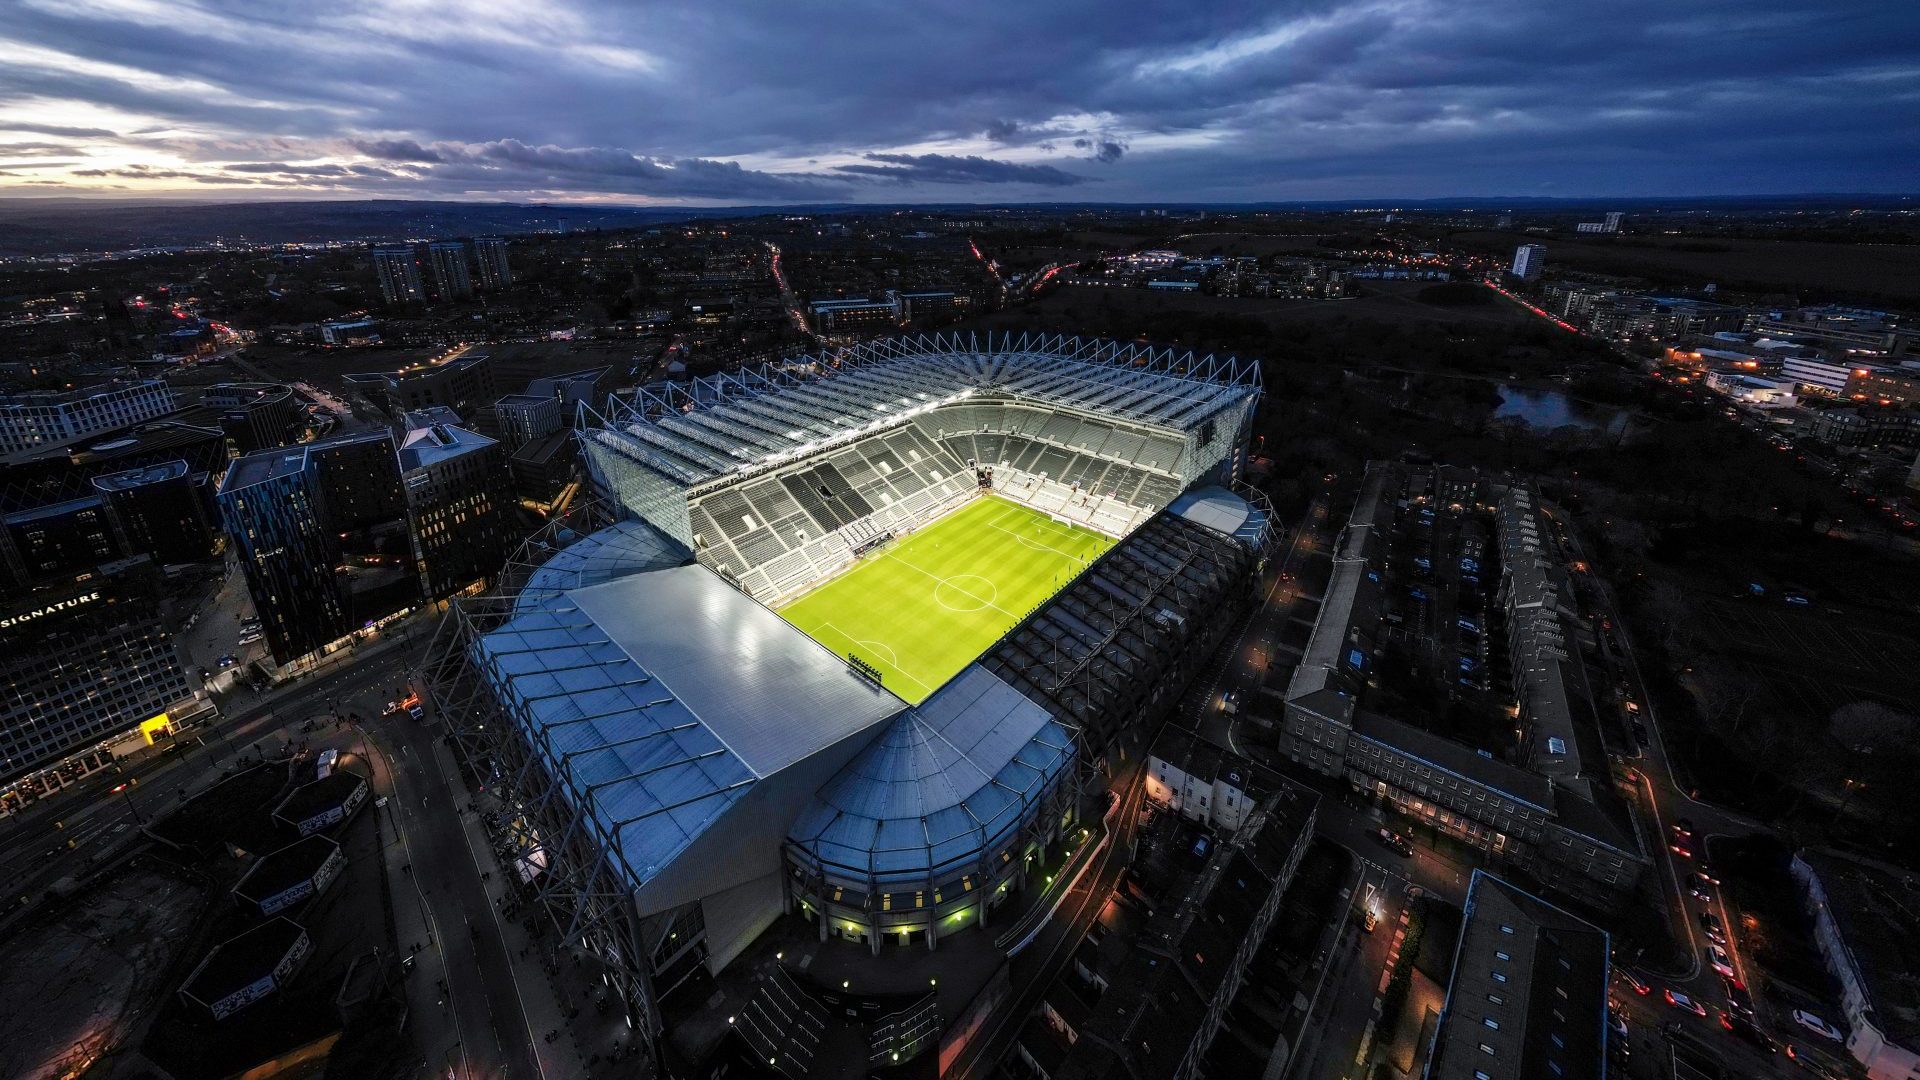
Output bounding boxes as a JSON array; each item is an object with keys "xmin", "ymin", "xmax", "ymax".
[
  {"xmin": 838, "ymin": 153, "xmax": 1090, "ymax": 186},
  {"xmin": 2, "ymin": 0, "xmax": 1915, "ymax": 200}
]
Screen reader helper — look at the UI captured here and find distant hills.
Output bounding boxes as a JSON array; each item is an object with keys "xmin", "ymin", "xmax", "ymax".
[{"xmin": 0, "ymin": 193, "xmax": 1910, "ymax": 258}]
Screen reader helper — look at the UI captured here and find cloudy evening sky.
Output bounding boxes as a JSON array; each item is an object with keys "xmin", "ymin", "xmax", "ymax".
[{"xmin": 0, "ymin": 0, "xmax": 1915, "ymax": 203}]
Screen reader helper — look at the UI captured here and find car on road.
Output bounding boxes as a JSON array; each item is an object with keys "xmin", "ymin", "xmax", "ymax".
[
  {"xmin": 1687, "ymin": 872, "xmax": 1715, "ymax": 900},
  {"xmin": 1376, "ymin": 828, "xmax": 1414, "ymax": 857},
  {"xmin": 1721, "ymin": 1010, "xmax": 1777, "ymax": 1053},
  {"xmin": 1700, "ymin": 911, "xmax": 1726, "ymax": 942},
  {"xmin": 1619, "ymin": 969, "xmax": 1652, "ymax": 996},
  {"xmin": 1792, "ymin": 1010, "xmax": 1845, "ymax": 1042},
  {"xmin": 1673, "ymin": 817, "xmax": 1695, "ymax": 840},
  {"xmin": 1666, "ymin": 989, "xmax": 1708, "ymax": 1017},
  {"xmin": 1695, "ymin": 859, "xmax": 1720, "ymax": 885},
  {"xmin": 217, "ymin": 654, "xmax": 238, "ymax": 668},
  {"xmin": 1632, "ymin": 720, "xmax": 1651, "ymax": 747},
  {"xmin": 1723, "ymin": 977, "xmax": 1753, "ymax": 1016},
  {"xmin": 1707, "ymin": 944, "xmax": 1736, "ymax": 979}
]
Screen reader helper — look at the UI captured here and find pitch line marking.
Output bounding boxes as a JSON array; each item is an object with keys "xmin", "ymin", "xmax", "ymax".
[
  {"xmin": 816, "ymin": 621, "xmax": 932, "ymax": 695},
  {"xmin": 881, "ymin": 551, "xmax": 1017, "ymax": 618}
]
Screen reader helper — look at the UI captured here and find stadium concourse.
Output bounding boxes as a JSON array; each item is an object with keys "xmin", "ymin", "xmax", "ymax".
[{"xmin": 427, "ymin": 333, "xmax": 1275, "ymax": 1074}]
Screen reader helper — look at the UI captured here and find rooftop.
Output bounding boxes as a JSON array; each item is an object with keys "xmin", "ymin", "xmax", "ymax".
[
  {"xmin": 273, "ymin": 769, "xmax": 367, "ymax": 824},
  {"xmin": 1428, "ymin": 871, "xmax": 1609, "ymax": 1080},
  {"xmin": 89, "ymin": 457, "xmax": 190, "ymax": 492},
  {"xmin": 787, "ymin": 664, "xmax": 1074, "ymax": 887},
  {"xmin": 475, "ymin": 561, "xmax": 904, "ymax": 909},
  {"xmin": 180, "ymin": 917, "xmax": 307, "ymax": 1008},
  {"xmin": 398, "ymin": 418, "xmax": 496, "ymax": 471},
  {"xmin": 232, "ymin": 835, "xmax": 340, "ymax": 904},
  {"xmin": 222, "ymin": 428, "xmax": 392, "ymax": 492}
]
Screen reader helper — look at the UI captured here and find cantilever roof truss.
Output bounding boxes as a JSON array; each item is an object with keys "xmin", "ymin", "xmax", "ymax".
[{"xmin": 587, "ymin": 334, "xmax": 1262, "ymax": 487}]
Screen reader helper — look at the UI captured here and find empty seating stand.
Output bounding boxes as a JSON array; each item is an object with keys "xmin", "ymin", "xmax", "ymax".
[{"xmin": 689, "ymin": 397, "xmax": 1198, "ymax": 602}]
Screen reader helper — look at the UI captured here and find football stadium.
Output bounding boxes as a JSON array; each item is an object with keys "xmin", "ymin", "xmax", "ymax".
[{"xmin": 428, "ymin": 333, "xmax": 1274, "ymax": 1071}]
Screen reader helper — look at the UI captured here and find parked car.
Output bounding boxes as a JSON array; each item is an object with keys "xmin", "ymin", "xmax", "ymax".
[
  {"xmin": 1666, "ymin": 989, "xmax": 1707, "ymax": 1017},
  {"xmin": 1707, "ymin": 944, "xmax": 1736, "ymax": 979},
  {"xmin": 1793, "ymin": 1010, "xmax": 1845, "ymax": 1042}
]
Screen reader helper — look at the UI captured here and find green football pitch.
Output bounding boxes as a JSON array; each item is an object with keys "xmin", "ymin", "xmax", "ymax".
[{"xmin": 777, "ymin": 495, "xmax": 1114, "ymax": 703}]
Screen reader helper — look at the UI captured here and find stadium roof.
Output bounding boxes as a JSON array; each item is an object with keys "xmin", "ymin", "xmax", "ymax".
[
  {"xmin": 1167, "ymin": 485, "xmax": 1267, "ymax": 548},
  {"xmin": 787, "ymin": 664, "xmax": 1074, "ymax": 888},
  {"xmin": 593, "ymin": 334, "xmax": 1261, "ymax": 487},
  {"xmin": 514, "ymin": 517, "xmax": 689, "ymax": 612},
  {"xmin": 474, "ymin": 562, "xmax": 903, "ymax": 908}
]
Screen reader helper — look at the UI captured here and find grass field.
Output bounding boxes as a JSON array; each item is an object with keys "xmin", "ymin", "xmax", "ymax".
[{"xmin": 777, "ymin": 495, "xmax": 1113, "ymax": 703}]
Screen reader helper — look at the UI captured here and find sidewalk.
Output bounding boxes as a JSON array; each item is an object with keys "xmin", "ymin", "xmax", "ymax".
[{"xmin": 449, "ymin": 751, "xmax": 626, "ymax": 1078}]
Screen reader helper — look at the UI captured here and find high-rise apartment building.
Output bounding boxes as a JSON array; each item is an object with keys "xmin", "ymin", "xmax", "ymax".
[
  {"xmin": 426, "ymin": 241, "xmax": 473, "ymax": 301},
  {"xmin": 398, "ymin": 414, "xmax": 514, "ymax": 600},
  {"xmin": 219, "ymin": 431, "xmax": 418, "ymax": 667},
  {"xmin": 472, "ymin": 237, "xmax": 512, "ymax": 290},
  {"xmin": 0, "ymin": 556, "xmax": 193, "ymax": 790},
  {"xmin": 1511, "ymin": 244, "xmax": 1547, "ymax": 281},
  {"xmin": 371, "ymin": 245, "xmax": 426, "ymax": 306}
]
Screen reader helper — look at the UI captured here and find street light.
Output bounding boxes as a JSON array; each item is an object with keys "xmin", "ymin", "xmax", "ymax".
[{"xmin": 112, "ymin": 779, "xmax": 145, "ymax": 826}]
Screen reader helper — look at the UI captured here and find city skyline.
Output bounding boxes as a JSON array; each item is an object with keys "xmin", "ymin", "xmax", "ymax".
[{"xmin": 2, "ymin": 0, "xmax": 1916, "ymax": 204}]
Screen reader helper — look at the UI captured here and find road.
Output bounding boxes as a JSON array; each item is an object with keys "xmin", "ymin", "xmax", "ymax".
[
  {"xmin": 349, "ymin": 684, "xmax": 549, "ymax": 1080},
  {"xmin": 1554, "ymin": 506, "xmax": 1823, "ymax": 1075},
  {"xmin": 1192, "ymin": 498, "xmax": 1330, "ymax": 758},
  {"xmin": 949, "ymin": 768, "xmax": 1150, "ymax": 1080}
]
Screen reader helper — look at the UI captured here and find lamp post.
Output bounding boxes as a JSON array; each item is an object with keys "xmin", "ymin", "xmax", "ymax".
[{"xmin": 112, "ymin": 780, "xmax": 145, "ymax": 827}]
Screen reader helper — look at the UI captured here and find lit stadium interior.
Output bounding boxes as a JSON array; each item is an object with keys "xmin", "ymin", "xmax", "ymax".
[{"xmin": 427, "ymin": 332, "xmax": 1273, "ymax": 1072}]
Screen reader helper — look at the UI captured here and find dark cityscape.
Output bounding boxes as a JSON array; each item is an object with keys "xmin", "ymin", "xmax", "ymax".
[{"xmin": 1, "ymin": 3, "xmax": 1918, "ymax": 1080}]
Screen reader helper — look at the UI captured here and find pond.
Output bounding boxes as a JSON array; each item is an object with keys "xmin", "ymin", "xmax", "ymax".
[{"xmin": 1492, "ymin": 385, "xmax": 1630, "ymax": 435}]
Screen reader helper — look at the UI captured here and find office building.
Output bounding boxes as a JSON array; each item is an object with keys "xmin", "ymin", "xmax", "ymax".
[
  {"xmin": 1, "ymin": 495, "xmax": 121, "ymax": 582},
  {"xmin": 348, "ymin": 351, "xmax": 496, "ymax": 420},
  {"xmin": 488, "ymin": 393, "xmax": 564, "ymax": 452},
  {"xmin": 219, "ymin": 431, "xmax": 418, "ymax": 668},
  {"xmin": 1782, "ymin": 355, "xmax": 1872, "ymax": 396},
  {"xmin": 426, "ymin": 240, "xmax": 473, "ymax": 301},
  {"xmin": 0, "ymin": 380, "xmax": 177, "ymax": 457},
  {"xmin": 91, "ymin": 459, "xmax": 218, "ymax": 566},
  {"xmin": 1574, "ymin": 211, "xmax": 1625, "ymax": 234},
  {"xmin": 398, "ymin": 414, "xmax": 515, "ymax": 600},
  {"xmin": 888, "ymin": 289, "xmax": 960, "ymax": 322},
  {"xmin": 370, "ymin": 245, "xmax": 426, "ymax": 307},
  {"xmin": 472, "ymin": 236, "xmax": 512, "ymax": 290},
  {"xmin": 1846, "ymin": 365, "xmax": 1920, "ymax": 408},
  {"xmin": 1425, "ymin": 871, "xmax": 1610, "ymax": 1080},
  {"xmin": 1754, "ymin": 306, "xmax": 1914, "ymax": 356},
  {"xmin": 1510, "ymin": 244, "xmax": 1546, "ymax": 281},
  {"xmin": 807, "ymin": 297, "xmax": 898, "ymax": 333},
  {"xmin": 203, "ymin": 382, "xmax": 303, "ymax": 456},
  {"xmin": 319, "ymin": 318, "xmax": 380, "ymax": 346},
  {"xmin": 0, "ymin": 556, "xmax": 193, "ymax": 789}
]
